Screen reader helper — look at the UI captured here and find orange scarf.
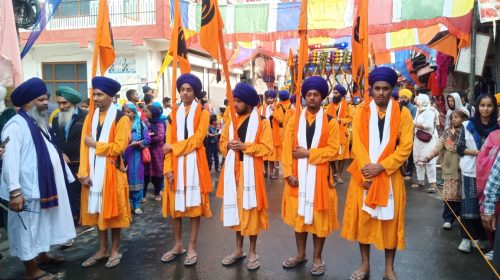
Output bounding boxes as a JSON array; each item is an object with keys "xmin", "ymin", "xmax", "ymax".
[
  {"xmin": 348, "ymin": 100, "xmax": 401, "ymax": 208},
  {"xmin": 216, "ymin": 115, "xmax": 268, "ymax": 210},
  {"xmin": 290, "ymin": 112, "xmax": 330, "ymax": 211},
  {"xmin": 170, "ymin": 104, "xmax": 212, "ymax": 194}
]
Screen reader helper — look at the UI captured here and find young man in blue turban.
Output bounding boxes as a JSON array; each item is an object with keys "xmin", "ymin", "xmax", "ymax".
[
  {"xmin": 281, "ymin": 76, "xmax": 340, "ymax": 276},
  {"xmin": 79, "ymin": 76, "xmax": 132, "ymax": 269},
  {"xmin": 161, "ymin": 73, "xmax": 212, "ymax": 266},
  {"xmin": 325, "ymin": 84, "xmax": 354, "ymax": 185},
  {"xmin": 216, "ymin": 82, "xmax": 272, "ymax": 271},
  {"xmin": 2, "ymin": 77, "xmax": 76, "ymax": 279},
  {"xmin": 341, "ymin": 67, "xmax": 414, "ymax": 280},
  {"xmin": 52, "ymin": 86, "xmax": 87, "ymax": 236}
]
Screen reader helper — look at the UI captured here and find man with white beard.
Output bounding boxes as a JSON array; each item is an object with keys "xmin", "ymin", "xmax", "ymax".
[
  {"xmin": 1, "ymin": 78, "xmax": 76, "ymax": 280},
  {"xmin": 52, "ymin": 86, "xmax": 87, "ymax": 235}
]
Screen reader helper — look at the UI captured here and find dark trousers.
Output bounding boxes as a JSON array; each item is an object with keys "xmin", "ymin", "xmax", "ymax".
[
  {"xmin": 144, "ymin": 176, "xmax": 164, "ymax": 197},
  {"xmin": 207, "ymin": 142, "xmax": 219, "ymax": 171},
  {"xmin": 442, "ymin": 201, "xmax": 461, "ymax": 224},
  {"xmin": 67, "ymin": 180, "xmax": 82, "ymax": 227},
  {"xmin": 461, "ymin": 218, "xmax": 488, "ymax": 240},
  {"xmin": 404, "ymin": 150, "xmax": 414, "ymax": 177}
]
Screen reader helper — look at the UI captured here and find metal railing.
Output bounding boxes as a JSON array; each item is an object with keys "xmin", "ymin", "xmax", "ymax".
[{"xmin": 45, "ymin": 0, "xmax": 156, "ymax": 30}]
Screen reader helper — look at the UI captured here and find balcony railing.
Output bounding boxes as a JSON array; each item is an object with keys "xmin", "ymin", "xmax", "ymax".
[{"xmin": 45, "ymin": 0, "xmax": 156, "ymax": 31}]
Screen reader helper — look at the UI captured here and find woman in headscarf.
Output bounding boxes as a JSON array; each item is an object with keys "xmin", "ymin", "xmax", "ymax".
[
  {"xmin": 144, "ymin": 102, "xmax": 166, "ymax": 202},
  {"xmin": 445, "ymin": 92, "xmax": 466, "ymax": 129},
  {"xmin": 456, "ymin": 94, "xmax": 498, "ymax": 253},
  {"xmin": 123, "ymin": 102, "xmax": 151, "ymax": 215},
  {"xmin": 412, "ymin": 94, "xmax": 439, "ymax": 192}
]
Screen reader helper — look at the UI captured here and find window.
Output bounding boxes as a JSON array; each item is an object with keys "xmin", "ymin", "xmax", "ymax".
[
  {"xmin": 55, "ymin": 0, "xmax": 91, "ymax": 17},
  {"xmin": 42, "ymin": 62, "xmax": 88, "ymax": 100}
]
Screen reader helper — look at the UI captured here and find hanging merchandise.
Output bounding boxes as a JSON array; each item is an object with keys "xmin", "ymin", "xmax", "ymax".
[{"xmin": 263, "ymin": 58, "xmax": 275, "ymax": 84}]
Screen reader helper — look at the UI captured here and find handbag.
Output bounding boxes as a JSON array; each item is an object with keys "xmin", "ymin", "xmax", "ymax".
[
  {"xmin": 139, "ymin": 121, "xmax": 151, "ymax": 164},
  {"xmin": 416, "ymin": 129, "xmax": 432, "ymax": 143},
  {"xmin": 142, "ymin": 147, "xmax": 151, "ymax": 164}
]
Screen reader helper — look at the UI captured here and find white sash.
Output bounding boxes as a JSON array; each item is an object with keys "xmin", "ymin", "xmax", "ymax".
[
  {"xmin": 223, "ymin": 109, "xmax": 259, "ymax": 226},
  {"xmin": 174, "ymin": 101, "xmax": 201, "ymax": 212},
  {"xmin": 88, "ymin": 106, "xmax": 117, "ymax": 214},
  {"xmin": 297, "ymin": 108, "xmax": 324, "ymax": 225},
  {"xmin": 361, "ymin": 100, "xmax": 395, "ymax": 220},
  {"xmin": 265, "ymin": 104, "xmax": 272, "ymax": 119}
]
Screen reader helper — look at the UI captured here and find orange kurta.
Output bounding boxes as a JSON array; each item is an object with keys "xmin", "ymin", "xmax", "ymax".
[
  {"xmin": 162, "ymin": 105, "xmax": 212, "ymax": 218},
  {"xmin": 341, "ymin": 104, "xmax": 414, "ymax": 250},
  {"xmin": 216, "ymin": 113, "xmax": 273, "ymax": 235},
  {"xmin": 78, "ymin": 111, "xmax": 132, "ymax": 230},
  {"xmin": 260, "ymin": 102, "xmax": 278, "ymax": 161},
  {"xmin": 281, "ymin": 110, "xmax": 340, "ymax": 237},
  {"xmin": 325, "ymin": 100, "xmax": 354, "ymax": 160}
]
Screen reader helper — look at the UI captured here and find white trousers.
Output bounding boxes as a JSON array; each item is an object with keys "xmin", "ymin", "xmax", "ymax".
[{"xmin": 415, "ymin": 158, "xmax": 437, "ymax": 184}]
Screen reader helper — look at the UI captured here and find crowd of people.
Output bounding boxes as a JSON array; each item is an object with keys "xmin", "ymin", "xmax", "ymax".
[{"xmin": 0, "ymin": 66, "xmax": 500, "ymax": 280}]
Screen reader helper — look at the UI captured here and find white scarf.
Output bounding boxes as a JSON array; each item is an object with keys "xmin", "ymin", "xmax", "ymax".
[
  {"xmin": 361, "ymin": 100, "xmax": 394, "ymax": 220},
  {"xmin": 223, "ymin": 108, "xmax": 259, "ymax": 226},
  {"xmin": 297, "ymin": 108, "xmax": 324, "ymax": 225},
  {"xmin": 174, "ymin": 101, "xmax": 201, "ymax": 212},
  {"xmin": 88, "ymin": 105, "xmax": 117, "ymax": 214},
  {"xmin": 265, "ymin": 104, "xmax": 273, "ymax": 119}
]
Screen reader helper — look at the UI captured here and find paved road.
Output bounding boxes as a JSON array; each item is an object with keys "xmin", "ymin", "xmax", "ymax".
[{"xmin": 0, "ymin": 169, "xmax": 493, "ymax": 279}]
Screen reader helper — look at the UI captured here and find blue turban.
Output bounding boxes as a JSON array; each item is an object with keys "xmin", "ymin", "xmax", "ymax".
[
  {"xmin": 265, "ymin": 90, "xmax": 276, "ymax": 99},
  {"xmin": 56, "ymin": 86, "xmax": 82, "ymax": 104},
  {"xmin": 279, "ymin": 90, "xmax": 290, "ymax": 101},
  {"xmin": 333, "ymin": 84, "xmax": 347, "ymax": 97},
  {"xmin": 301, "ymin": 76, "xmax": 329, "ymax": 99},
  {"xmin": 92, "ymin": 76, "xmax": 121, "ymax": 97},
  {"xmin": 177, "ymin": 73, "xmax": 203, "ymax": 99},
  {"xmin": 11, "ymin": 77, "xmax": 48, "ymax": 107},
  {"xmin": 368, "ymin": 66, "xmax": 398, "ymax": 88},
  {"xmin": 233, "ymin": 83, "xmax": 259, "ymax": 107}
]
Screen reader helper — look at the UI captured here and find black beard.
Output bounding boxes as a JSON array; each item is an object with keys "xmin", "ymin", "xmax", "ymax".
[
  {"xmin": 332, "ymin": 96, "xmax": 341, "ymax": 104},
  {"xmin": 400, "ymin": 100, "xmax": 409, "ymax": 106}
]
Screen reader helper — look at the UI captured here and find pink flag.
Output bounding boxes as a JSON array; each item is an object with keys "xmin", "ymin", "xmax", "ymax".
[{"xmin": 0, "ymin": 0, "xmax": 23, "ymax": 87}]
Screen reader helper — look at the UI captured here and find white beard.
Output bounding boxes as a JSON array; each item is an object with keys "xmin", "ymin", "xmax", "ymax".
[
  {"xmin": 28, "ymin": 106, "xmax": 49, "ymax": 131},
  {"xmin": 58, "ymin": 107, "xmax": 75, "ymax": 128}
]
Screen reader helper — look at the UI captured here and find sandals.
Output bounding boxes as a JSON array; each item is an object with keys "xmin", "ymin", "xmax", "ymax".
[
  {"xmin": 350, "ymin": 270, "xmax": 370, "ymax": 280},
  {"xmin": 160, "ymin": 249, "xmax": 186, "ymax": 263},
  {"xmin": 382, "ymin": 276, "xmax": 398, "ymax": 280},
  {"xmin": 82, "ymin": 254, "xmax": 109, "ymax": 268},
  {"xmin": 246, "ymin": 256, "xmax": 260, "ymax": 271},
  {"xmin": 310, "ymin": 261, "xmax": 325, "ymax": 276},
  {"xmin": 105, "ymin": 253, "xmax": 122, "ymax": 268},
  {"xmin": 222, "ymin": 253, "xmax": 247, "ymax": 266},
  {"xmin": 282, "ymin": 256, "xmax": 308, "ymax": 268},
  {"xmin": 410, "ymin": 183, "xmax": 422, "ymax": 188},
  {"xmin": 337, "ymin": 177, "xmax": 345, "ymax": 184},
  {"xmin": 184, "ymin": 254, "xmax": 198, "ymax": 266},
  {"xmin": 154, "ymin": 195, "xmax": 162, "ymax": 202}
]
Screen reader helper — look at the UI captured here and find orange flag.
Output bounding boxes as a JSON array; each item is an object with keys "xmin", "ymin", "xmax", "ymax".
[
  {"xmin": 351, "ymin": 0, "xmax": 369, "ymax": 100},
  {"xmin": 91, "ymin": 0, "xmax": 115, "ymax": 78},
  {"xmin": 169, "ymin": 0, "xmax": 191, "ymax": 105},
  {"xmin": 287, "ymin": 48, "xmax": 294, "ymax": 68},
  {"xmin": 200, "ymin": 0, "xmax": 223, "ymax": 60},
  {"xmin": 200, "ymin": 0, "xmax": 237, "ymax": 137}
]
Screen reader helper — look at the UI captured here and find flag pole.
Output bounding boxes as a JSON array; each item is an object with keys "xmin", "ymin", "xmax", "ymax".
[{"xmin": 293, "ymin": 0, "xmax": 308, "ymax": 138}]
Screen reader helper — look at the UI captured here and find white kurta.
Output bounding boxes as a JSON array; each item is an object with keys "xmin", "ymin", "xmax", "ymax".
[
  {"xmin": 413, "ymin": 108, "xmax": 438, "ymax": 183},
  {"xmin": 0, "ymin": 115, "xmax": 76, "ymax": 261}
]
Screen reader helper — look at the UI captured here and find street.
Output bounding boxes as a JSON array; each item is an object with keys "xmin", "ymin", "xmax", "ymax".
[{"xmin": 0, "ymin": 170, "xmax": 492, "ymax": 279}]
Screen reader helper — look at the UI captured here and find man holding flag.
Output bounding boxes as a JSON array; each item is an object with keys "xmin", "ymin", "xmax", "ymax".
[
  {"xmin": 79, "ymin": 77, "xmax": 131, "ymax": 269},
  {"xmin": 217, "ymin": 83, "xmax": 272, "ymax": 271},
  {"xmin": 161, "ymin": 74, "xmax": 212, "ymax": 266},
  {"xmin": 281, "ymin": 76, "xmax": 340, "ymax": 276}
]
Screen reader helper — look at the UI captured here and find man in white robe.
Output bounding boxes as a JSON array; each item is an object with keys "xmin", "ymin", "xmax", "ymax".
[{"xmin": 0, "ymin": 77, "xmax": 75, "ymax": 280}]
